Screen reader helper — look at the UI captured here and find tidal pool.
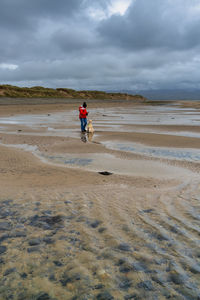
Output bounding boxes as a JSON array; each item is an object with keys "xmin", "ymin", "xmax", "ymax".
[
  {"xmin": 40, "ymin": 152, "xmax": 193, "ymax": 179},
  {"xmin": 103, "ymin": 141, "xmax": 200, "ymax": 162}
]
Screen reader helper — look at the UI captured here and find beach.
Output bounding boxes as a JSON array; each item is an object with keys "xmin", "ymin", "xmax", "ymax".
[{"xmin": 0, "ymin": 98, "xmax": 200, "ymax": 299}]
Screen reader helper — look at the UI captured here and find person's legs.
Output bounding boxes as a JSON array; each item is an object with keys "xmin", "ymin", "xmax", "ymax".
[
  {"xmin": 80, "ymin": 118, "xmax": 84, "ymax": 132},
  {"xmin": 83, "ymin": 118, "xmax": 87, "ymax": 131}
]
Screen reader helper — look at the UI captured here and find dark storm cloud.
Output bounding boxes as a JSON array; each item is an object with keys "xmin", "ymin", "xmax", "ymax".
[
  {"xmin": 98, "ymin": 0, "xmax": 200, "ymax": 51},
  {"xmin": 0, "ymin": 0, "xmax": 200, "ymax": 92},
  {"xmin": 52, "ymin": 26, "xmax": 97, "ymax": 53},
  {"xmin": 0, "ymin": 0, "xmax": 82, "ymax": 28},
  {"xmin": 0, "ymin": 0, "xmax": 86, "ymax": 62}
]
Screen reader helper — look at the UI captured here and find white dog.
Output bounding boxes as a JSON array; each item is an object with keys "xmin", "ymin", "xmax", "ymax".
[{"xmin": 87, "ymin": 119, "xmax": 94, "ymax": 133}]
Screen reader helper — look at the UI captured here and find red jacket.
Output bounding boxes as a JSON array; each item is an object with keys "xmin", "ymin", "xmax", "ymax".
[{"xmin": 79, "ymin": 106, "xmax": 88, "ymax": 119}]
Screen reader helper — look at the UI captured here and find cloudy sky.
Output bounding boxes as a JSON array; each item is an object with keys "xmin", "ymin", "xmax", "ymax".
[{"xmin": 0, "ymin": 0, "xmax": 200, "ymax": 92}]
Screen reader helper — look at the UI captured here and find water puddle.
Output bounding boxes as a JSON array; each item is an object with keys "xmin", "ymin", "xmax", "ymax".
[
  {"xmin": 0, "ymin": 111, "xmax": 80, "ymax": 138},
  {"xmin": 48, "ymin": 155, "xmax": 93, "ymax": 167},
  {"xmin": 0, "ymin": 111, "xmax": 76, "ymax": 126},
  {"xmin": 103, "ymin": 141, "xmax": 200, "ymax": 162},
  {"xmin": 0, "ymin": 140, "xmax": 193, "ymax": 179},
  {"xmin": 91, "ymin": 105, "xmax": 200, "ymax": 126},
  {"xmin": 124, "ymin": 127, "xmax": 200, "ymax": 138},
  {"xmin": 0, "ymin": 143, "xmax": 38, "ymax": 152},
  {"xmin": 40, "ymin": 152, "xmax": 193, "ymax": 179}
]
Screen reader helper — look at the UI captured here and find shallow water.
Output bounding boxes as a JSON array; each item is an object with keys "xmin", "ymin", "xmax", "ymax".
[
  {"xmin": 38, "ymin": 151, "xmax": 193, "ymax": 179},
  {"xmin": 0, "ymin": 104, "xmax": 200, "ymax": 136},
  {"xmin": 103, "ymin": 141, "xmax": 200, "ymax": 162},
  {"xmin": 0, "ymin": 103, "xmax": 200, "ymax": 299},
  {"xmin": 92, "ymin": 105, "xmax": 200, "ymax": 126}
]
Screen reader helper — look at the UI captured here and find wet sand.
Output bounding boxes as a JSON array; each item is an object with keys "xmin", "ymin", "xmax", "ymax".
[{"xmin": 0, "ymin": 99, "xmax": 200, "ymax": 299}]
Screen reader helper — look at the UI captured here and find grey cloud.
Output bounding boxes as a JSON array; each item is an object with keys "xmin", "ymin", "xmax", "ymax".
[
  {"xmin": 1, "ymin": 0, "xmax": 200, "ymax": 93},
  {"xmin": 1, "ymin": 48, "xmax": 199, "ymax": 90},
  {"xmin": 0, "ymin": 1, "xmax": 89, "ymax": 64},
  {"xmin": 98, "ymin": 0, "xmax": 200, "ymax": 51},
  {"xmin": 0, "ymin": 0, "xmax": 82, "ymax": 28},
  {"xmin": 52, "ymin": 26, "xmax": 97, "ymax": 53}
]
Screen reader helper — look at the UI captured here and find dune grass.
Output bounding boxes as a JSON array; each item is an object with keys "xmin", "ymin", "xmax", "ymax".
[{"xmin": 0, "ymin": 84, "xmax": 146, "ymax": 101}]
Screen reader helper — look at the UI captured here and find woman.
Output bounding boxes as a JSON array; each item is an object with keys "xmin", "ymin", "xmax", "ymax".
[{"xmin": 79, "ymin": 102, "xmax": 88, "ymax": 132}]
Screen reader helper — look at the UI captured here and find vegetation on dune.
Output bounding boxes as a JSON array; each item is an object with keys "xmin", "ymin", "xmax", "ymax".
[{"xmin": 0, "ymin": 84, "xmax": 146, "ymax": 101}]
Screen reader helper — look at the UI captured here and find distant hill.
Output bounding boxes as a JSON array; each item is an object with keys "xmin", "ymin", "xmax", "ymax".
[{"xmin": 0, "ymin": 85, "xmax": 146, "ymax": 101}]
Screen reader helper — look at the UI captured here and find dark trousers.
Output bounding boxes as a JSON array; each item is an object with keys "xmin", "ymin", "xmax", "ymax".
[{"xmin": 80, "ymin": 118, "xmax": 87, "ymax": 131}]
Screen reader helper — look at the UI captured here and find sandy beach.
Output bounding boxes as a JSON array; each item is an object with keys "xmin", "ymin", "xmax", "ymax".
[{"xmin": 0, "ymin": 98, "xmax": 200, "ymax": 299}]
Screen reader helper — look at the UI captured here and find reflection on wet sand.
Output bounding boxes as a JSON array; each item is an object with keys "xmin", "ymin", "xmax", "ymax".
[
  {"xmin": 81, "ymin": 132, "xmax": 87, "ymax": 143},
  {"xmin": 87, "ymin": 132, "xmax": 94, "ymax": 142},
  {"xmin": 0, "ymin": 100, "xmax": 200, "ymax": 299},
  {"xmin": 81, "ymin": 132, "xmax": 94, "ymax": 143}
]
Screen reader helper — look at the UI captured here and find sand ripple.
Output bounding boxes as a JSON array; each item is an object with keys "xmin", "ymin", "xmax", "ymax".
[{"xmin": 1, "ymin": 178, "xmax": 200, "ymax": 299}]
